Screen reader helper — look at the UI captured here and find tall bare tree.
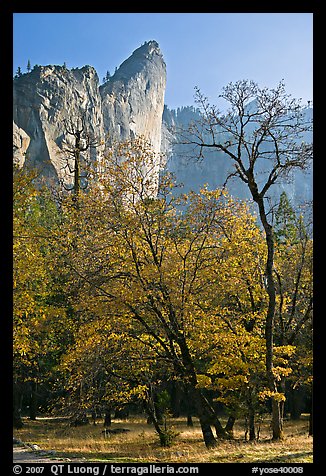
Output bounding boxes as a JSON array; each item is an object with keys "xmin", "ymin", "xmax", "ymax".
[
  {"xmin": 177, "ymin": 79, "xmax": 313, "ymax": 440},
  {"xmin": 61, "ymin": 111, "xmax": 100, "ymax": 205}
]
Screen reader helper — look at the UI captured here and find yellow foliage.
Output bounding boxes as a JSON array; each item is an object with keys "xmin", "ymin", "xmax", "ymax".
[
  {"xmin": 259, "ymin": 390, "xmax": 286, "ymax": 403},
  {"xmin": 196, "ymin": 374, "xmax": 212, "ymax": 389}
]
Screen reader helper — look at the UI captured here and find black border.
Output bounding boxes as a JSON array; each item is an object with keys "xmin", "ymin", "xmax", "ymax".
[{"xmin": 2, "ymin": 2, "xmax": 322, "ymax": 474}]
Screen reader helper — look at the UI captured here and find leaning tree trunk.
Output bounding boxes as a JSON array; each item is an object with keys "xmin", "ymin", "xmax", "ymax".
[
  {"xmin": 200, "ymin": 420, "xmax": 218, "ymax": 449},
  {"xmin": 188, "ymin": 385, "xmax": 231, "ymax": 448},
  {"xmin": 177, "ymin": 336, "xmax": 230, "ymax": 447},
  {"xmin": 192, "ymin": 390, "xmax": 218, "ymax": 449}
]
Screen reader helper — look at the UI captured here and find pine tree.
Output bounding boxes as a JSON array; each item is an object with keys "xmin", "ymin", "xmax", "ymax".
[
  {"xmin": 15, "ymin": 67, "xmax": 22, "ymax": 78},
  {"xmin": 27, "ymin": 59, "xmax": 31, "ymax": 73},
  {"xmin": 275, "ymin": 192, "xmax": 297, "ymax": 244}
]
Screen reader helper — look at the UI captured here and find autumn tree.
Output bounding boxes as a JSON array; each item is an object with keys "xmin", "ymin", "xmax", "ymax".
[
  {"xmin": 273, "ymin": 194, "xmax": 313, "ymax": 423},
  {"xmin": 56, "ymin": 137, "xmax": 275, "ymax": 448},
  {"xmin": 13, "ymin": 164, "xmax": 75, "ymax": 426},
  {"xmin": 197, "ymin": 205, "xmax": 269, "ymax": 440},
  {"xmin": 13, "ymin": 165, "xmax": 41, "ymax": 426},
  {"xmin": 177, "ymin": 80, "xmax": 313, "ymax": 440}
]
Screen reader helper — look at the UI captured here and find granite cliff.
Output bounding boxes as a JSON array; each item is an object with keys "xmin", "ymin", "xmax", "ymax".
[
  {"xmin": 100, "ymin": 40, "xmax": 166, "ymax": 155},
  {"xmin": 13, "ymin": 40, "xmax": 166, "ymax": 184},
  {"xmin": 13, "ymin": 40, "xmax": 312, "ymax": 208}
]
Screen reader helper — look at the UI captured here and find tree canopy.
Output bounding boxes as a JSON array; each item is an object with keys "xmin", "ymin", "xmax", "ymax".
[{"xmin": 13, "ymin": 79, "xmax": 313, "ymax": 448}]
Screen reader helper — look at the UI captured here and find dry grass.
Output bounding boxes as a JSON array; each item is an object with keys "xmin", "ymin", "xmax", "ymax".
[{"xmin": 13, "ymin": 414, "xmax": 313, "ymax": 463}]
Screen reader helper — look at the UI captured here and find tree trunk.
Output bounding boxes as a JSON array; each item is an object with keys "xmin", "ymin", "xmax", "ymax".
[
  {"xmin": 214, "ymin": 415, "xmax": 232, "ymax": 439},
  {"xmin": 184, "ymin": 385, "xmax": 218, "ymax": 447},
  {"xmin": 13, "ymin": 408, "xmax": 24, "ymax": 428},
  {"xmin": 279, "ymin": 377, "xmax": 286, "ymax": 422},
  {"xmin": 176, "ymin": 335, "xmax": 230, "ymax": 447},
  {"xmin": 289, "ymin": 387, "xmax": 304, "ymax": 420},
  {"xmin": 144, "ymin": 399, "xmax": 171, "ymax": 447},
  {"xmin": 190, "ymin": 385, "xmax": 231, "ymax": 447},
  {"xmin": 271, "ymin": 398, "xmax": 283, "ymax": 440},
  {"xmin": 170, "ymin": 381, "xmax": 182, "ymax": 418},
  {"xmin": 13, "ymin": 382, "xmax": 24, "ymax": 428},
  {"xmin": 184, "ymin": 384, "xmax": 194, "ymax": 426},
  {"xmin": 248, "ymin": 409, "xmax": 256, "ymax": 441},
  {"xmin": 247, "ymin": 389, "xmax": 256, "ymax": 440},
  {"xmin": 104, "ymin": 407, "xmax": 112, "ymax": 427},
  {"xmin": 29, "ymin": 381, "xmax": 37, "ymax": 420},
  {"xmin": 200, "ymin": 420, "xmax": 218, "ymax": 448},
  {"xmin": 224, "ymin": 415, "xmax": 236, "ymax": 438},
  {"xmin": 74, "ymin": 135, "xmax": 80, "ymax": 199},
  {"xmin": 309, "ymin": 410, "xmax": 313, "ymax": 436},
  {"xmin": 187, "ymin": 414, "xmax": 193, "ymax": 427},
  {"xmin": 255, "ymin": 194, "xmax": 283, "ymax": 441}
]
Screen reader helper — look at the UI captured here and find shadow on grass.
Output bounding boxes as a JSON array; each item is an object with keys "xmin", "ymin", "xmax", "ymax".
[
  {"xmin": 54, "ymin": 450, "xmax": 148, "ymax": 463},
  {"xmin": 210, "ymin": 451, "xmax": 313, "ymax": 464},
  {"xmin": 264, "ymin": 451, "xmax": 313, "ymax": 463}
]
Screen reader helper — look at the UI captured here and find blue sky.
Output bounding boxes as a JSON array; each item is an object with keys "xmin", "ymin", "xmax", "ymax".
[{"xmin": 13, "ymin": 13, "xmax": 313, "ymax": 110}]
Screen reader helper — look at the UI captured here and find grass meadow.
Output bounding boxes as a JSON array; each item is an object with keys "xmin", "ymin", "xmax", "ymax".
[{"xmin": 13, "ymin": 414, "xmax": 313, "ymax": 463}]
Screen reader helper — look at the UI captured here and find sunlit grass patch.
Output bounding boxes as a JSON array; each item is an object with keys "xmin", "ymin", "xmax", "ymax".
[{"xmin": 13, "ymin": 414, "xmax": 312, "ymax": 463}]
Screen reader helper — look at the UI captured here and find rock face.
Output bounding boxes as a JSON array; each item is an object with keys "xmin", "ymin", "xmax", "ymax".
[
  {"xmin": 13, "ymin": 121, "xmax": 30, "ymax": 168},
  {"xmin": 100, "ymin": 40, "xmax": 166, "ymax": 155},
  {"xmin": 13, "ymin": 41, "xmax": 166, "ymax": 184},
  {"xmin": 13, "ymin": 63, "xmax": 104, "ymax": 182}
]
